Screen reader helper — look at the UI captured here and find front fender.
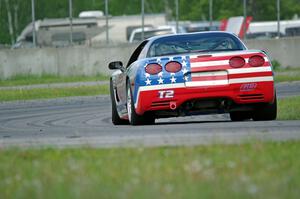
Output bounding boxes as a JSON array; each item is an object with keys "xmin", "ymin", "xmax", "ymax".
[{"xmin": 111, "ymin": 70, "xmax": 122, "ymax": 85}]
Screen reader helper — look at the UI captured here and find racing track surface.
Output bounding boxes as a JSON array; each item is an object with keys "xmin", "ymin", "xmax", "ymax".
[{"xmin": 1, "ymin": 82, "xmax": 300, "ymax": 148}]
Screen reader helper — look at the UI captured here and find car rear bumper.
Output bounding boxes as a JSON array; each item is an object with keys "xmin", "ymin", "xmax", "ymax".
[{"xmin": 134, "ymin": 81, "xmax": 275, "ymax": 115}]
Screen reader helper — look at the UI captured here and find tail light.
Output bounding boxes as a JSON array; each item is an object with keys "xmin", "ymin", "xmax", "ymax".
[
  {"xmin": 249, "ymin": 55, "xmax": 265, "ymax": 67},
  {"xmin": 165, "ymin": 61, "xmax": 182, "ymax": 73},
  {"xmin": 229, "ymin": 57, "xmax": 245, "ymax": 68},
  {"xmin": 145, "ymin": 63, "xmax": 162, "ymax": 75}
]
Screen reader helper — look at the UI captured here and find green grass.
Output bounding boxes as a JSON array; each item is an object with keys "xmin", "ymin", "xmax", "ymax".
[
  {"xmin": 0, "ymin": 85, "xmax": 109, "ymax": 101},
  {"xmin": 274, "ymin": 67, "xmax": 300, "ymax": 82},
  {"xmin": 1, "ymin": 141, "xmax": 300, "ymax": 199},
  {"xmin": 0, "ymin": 74, "xmax": 109, "ymax": 87},
  {"xmin": 278, "ymin": 96, "xmax": 300, "ymax": 120},
  {"xmin": 0, "ymin": 67, "xmax": 299, "ymax": 88}
]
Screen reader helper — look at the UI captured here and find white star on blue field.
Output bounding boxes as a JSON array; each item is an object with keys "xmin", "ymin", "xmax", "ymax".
[{"xmin": 142, "ymin": 56, "xmax": 191, "ymax": 86}]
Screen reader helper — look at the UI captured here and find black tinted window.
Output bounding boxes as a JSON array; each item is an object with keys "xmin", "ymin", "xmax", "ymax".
[{"xmin": 148, "ymin": 33, "xmax": 245, "ymax": 57}]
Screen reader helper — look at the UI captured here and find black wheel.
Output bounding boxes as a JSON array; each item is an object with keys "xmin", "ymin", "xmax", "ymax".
[
  {"xmin": 127, "ymin": 81, "xmax": 155, "ymax": 125},
  {"xmin": 110, "ymin": 79, "xmax": 128, "ymax": 125},
  {"xmin": 252, "ymin": 95, "xmax": 277, "ymax": 121},
  {"xmin": 230, "ymin": 111, "xmax": 252, "ymax": 121}
]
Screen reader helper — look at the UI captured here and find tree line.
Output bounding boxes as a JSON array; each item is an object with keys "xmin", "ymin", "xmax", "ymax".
[{"xmin": 1, "ymin": 0, "xmax": 300, "ymax": 45}]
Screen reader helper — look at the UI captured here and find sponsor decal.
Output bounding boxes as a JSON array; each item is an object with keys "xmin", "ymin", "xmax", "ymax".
[{"xmin": 240, "ymin": 83, "xmax": 257, "ymax": 91}]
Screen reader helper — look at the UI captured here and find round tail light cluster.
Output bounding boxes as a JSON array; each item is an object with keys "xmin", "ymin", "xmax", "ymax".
[
  {"xmin": 145, "ymin": 63, "xmax": 162, "ymax": 75},
  {"xmin": 229, "ymin": 56, "xmax": 245, "ymax": 68},
  {"xmin": 165, "ymin": 61, "xmax": 182, "ymax": 73},
  {"xmin": 229, "ymin": 55, "xmax": 265, "ymax": 68},
  {"xmin": 145, "ymin": 61, "xmax": 182, "ymax": 75},
  {"xmin": 248, "ymin": 55, "xmax": 265, "ymax": 67}
]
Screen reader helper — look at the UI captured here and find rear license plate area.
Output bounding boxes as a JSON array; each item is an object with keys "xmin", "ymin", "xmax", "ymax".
[{"xmin": 185, "ymin": 71, "xmax": 229, "ymax": 87}]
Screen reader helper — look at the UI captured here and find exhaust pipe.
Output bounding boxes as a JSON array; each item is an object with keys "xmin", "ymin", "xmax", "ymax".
[
  {"xmin": 220, "ymin": 100, "xmax": 226, "ymax": 108},
  {"xmin": 170, "ymin": 102, "xmax": 177, "ymax": 110}
]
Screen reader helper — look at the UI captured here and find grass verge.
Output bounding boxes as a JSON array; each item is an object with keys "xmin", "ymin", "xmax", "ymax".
[
  {"xmin": 274, "ymin": 67, "xmax": 300, "ymax": 82},
  {"xmin": 0, "ymin": 141, "xmax": 300, "ymax": 199},
  {"xmin": 0, "ymin": 85, "xmax": 109, "ymax": 101},
  {"xmin": 0, "ymin": 74, "xmax": 109, "ymax": 87},
  {"xmin": 0, "ymin": 67, "xmax": 299, "ymax": 87},
  {"xmin": 278, "ymin": 96, "xmax": 300, "ymax": 120}
]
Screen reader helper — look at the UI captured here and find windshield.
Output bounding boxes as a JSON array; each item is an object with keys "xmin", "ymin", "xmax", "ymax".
[{"xmin": 147, "ymin": 33, "xmax": 245, "ymax": 57}]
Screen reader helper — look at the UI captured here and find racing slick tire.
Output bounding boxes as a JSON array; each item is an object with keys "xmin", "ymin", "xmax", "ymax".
[
  {"xmin": 252, "ymin": 94, "xmax": 277, "ymax": 121},
  {"xmin": 230, "ymin": 111, "xmax": 252, "ymax": 121},
  {"xmin": 127, "ymin": 81, "xmax": 155, "ymax": 125},
  {"xmin": 110, "ymin": 79, "xmax": 128, "ymax": 125}
]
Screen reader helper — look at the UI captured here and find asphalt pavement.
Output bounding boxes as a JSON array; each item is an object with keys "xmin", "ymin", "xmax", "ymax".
[{"xmin": 0, "ymin": 81, "xmax": 300, "ymax": 148}]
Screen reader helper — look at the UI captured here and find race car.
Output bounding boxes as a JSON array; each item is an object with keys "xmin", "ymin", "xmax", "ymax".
[{"xmin": 109, "ymin": 31, "xmax": 277, "ymax": 125}]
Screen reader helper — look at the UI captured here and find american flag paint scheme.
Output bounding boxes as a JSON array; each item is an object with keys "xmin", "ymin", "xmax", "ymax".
[{"xmin": 109, "ymin": 32, "xmax": 277, "ymax": 125}]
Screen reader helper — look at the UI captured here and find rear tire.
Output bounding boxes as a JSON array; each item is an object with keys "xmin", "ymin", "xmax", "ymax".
[
  {"xmin": 127, "ymin": 81, "xmax": 155, "ymax": 125},
  {"xmin": 230, "ymin": 111, "xmax": 252, "ymax": 121},
  {"xmin": 252, "ymin": 96, "xmax": 277, "ymax": 121},
  {"xmin": 110, "ymin": 80, "xmax": 128, "ymax": 125}
]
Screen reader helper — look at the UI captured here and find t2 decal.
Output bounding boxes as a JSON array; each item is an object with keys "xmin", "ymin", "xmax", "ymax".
[{"xmin": 158, "ymin": 90, "xmax": 174, "ymax": 99}]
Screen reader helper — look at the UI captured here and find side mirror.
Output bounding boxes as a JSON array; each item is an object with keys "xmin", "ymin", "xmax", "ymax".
[{"xmin": 108, "ymin": 61, "xmax": 124, "ymax": 71}]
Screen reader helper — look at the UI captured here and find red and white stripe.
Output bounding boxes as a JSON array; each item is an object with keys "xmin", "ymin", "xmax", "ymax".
[{"xmin": 188, "ymin": 51, "xmax": 273, "ymax": 87}]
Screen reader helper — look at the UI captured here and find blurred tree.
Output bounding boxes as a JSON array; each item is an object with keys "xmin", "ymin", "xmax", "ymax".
[{"xmin": 4, "ymin": 0, "xmax": 14, "ymax": 44}]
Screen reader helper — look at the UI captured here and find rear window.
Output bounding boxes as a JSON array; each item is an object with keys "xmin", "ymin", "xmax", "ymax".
[{"xmin": 147, "ymin": 33, "xmax": 245, "ymax": 57}]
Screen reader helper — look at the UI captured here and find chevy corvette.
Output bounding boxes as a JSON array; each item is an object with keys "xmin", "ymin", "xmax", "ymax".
[{"xmin": 109, "ymin": 32, "xmax": 277, "ymax": 125}]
